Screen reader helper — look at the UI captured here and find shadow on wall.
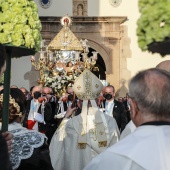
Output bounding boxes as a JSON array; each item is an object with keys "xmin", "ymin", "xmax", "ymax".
[
  {"xmin": 24, "ymin": 53, "xmax": 39, "ymax": 89},
  {"xmin": 118, "ymin": 25, "xmax": 132, "ymax": 92},
  {"xmin": 24, "ymin": 70, "xmax": 39, "ymax": 89}
]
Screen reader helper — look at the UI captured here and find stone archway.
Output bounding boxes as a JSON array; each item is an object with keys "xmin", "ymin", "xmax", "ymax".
[
  {"xmin": 87, "ymin": 40, "xmax": 112, "ymax": 74},
  {"xmin": 87, "ymin": 47, "xmax": 106, "ymax": 80}
]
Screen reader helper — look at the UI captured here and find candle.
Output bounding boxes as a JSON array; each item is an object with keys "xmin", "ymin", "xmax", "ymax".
[
  {"xmin": 49, "ymin": 52, "xmax": 53, "ymax": 61},
  {"xmin": 75, "ymin": 51, "xmax": 80, "ymax": 61},
  {"xmin": 88, "ymin": 58, "xmax": 91, "ymax": 63},
  {"xmin": 40, "ymin": 39, "xmax": 45, "ymax": 48},
  {"xmin": 31, "ymin": 55, "xmax": 35, "ymax": 61},
  {"xmin": 92, "ymin": 52, "xmax": 98, "ymax": 61}
]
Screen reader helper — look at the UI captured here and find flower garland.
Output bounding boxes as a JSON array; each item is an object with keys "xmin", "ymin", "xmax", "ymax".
[
  {"xmin": 44, "ymin": 70, "xmax": 80, "ymax": 97},
  {"xmin": 0, "ymin": 0, "xmax": 42, "ymax": 52}
]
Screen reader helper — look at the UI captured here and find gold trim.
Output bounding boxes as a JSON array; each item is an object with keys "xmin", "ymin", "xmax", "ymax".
[
  {"xmin": 77, "ymin": 143, "xmax": 86, "ymax": 149},
  {"xmin": 48, "ymin": 16, "xmax": 83, "ymax": 51},
  {"xmin": 98, "ymin": 141, "xmax": 107, "ymax": 148}
]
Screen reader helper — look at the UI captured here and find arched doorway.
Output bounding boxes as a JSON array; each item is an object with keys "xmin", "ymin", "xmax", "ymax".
[{"xmin": 88, "ymin": 47, "xmax": 106, "ymax": 80}]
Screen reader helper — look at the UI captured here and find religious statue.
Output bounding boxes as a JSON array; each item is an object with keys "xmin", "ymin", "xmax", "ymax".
[
  {"xmin": 52, "ymin": 61, "xmax": 66, "ymax": 77},
  {"xmin": 65, "ymin": 61, "xmax": 75, "ymax": 76},
  {"xmin": 80, "ymin": 39, "xmax": 89, "ymax": 53},
  {"xmin": 77, "ymin": 4, "xmax": 83, "ymax": 16}
]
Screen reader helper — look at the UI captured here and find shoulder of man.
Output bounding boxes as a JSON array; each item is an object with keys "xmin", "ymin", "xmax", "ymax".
[
  {"xmin": 114, "ymin": 100, "xmax": 125, "ymax": 109},
  {"xmin": 114, "ymin": 99, "xmax": 121, "ymax": 105}
]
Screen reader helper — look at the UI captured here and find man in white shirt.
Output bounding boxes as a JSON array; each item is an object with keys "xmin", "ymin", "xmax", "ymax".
[{"xmin": 84, "ymin": 68, "xmax": 170, "ymax": 170}]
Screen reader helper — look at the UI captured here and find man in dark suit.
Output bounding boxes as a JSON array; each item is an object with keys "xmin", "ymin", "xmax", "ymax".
[
  {"xmin": 123, "ymin": 93, "xmax": 131, "ymax": 123},
  {"xmin": 23, "ymin": 86, "xmax": 54, "ymax": 144},
  {"xmin": 101, "ymin": 85, "xmax": 128, "ymax": 132}
]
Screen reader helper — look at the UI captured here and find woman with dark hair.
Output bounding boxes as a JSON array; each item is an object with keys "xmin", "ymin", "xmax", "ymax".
[{"xmin": 0, "ymin": 88, "xmax": 53, "ymax": 170}]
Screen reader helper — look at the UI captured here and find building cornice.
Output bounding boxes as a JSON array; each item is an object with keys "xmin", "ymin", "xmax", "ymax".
[{"xmin": 40, "ymin": 16, "xmax": 127, "ymax": 24}]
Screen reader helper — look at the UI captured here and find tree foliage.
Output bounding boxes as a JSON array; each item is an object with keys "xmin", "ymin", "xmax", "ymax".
[{"xmin": 137, "ymin": 0, "xmax": 170, "ymax": 53}]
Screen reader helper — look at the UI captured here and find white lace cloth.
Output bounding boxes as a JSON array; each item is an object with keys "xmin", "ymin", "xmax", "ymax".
[{"xmin": 7, "ymin": 123, "xmax": 45, "ymax": 170}]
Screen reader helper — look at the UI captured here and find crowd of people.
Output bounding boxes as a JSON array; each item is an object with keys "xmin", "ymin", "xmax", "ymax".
[{"xmin": 0, "ymin": 42, "xmax": 170, "ymax": 170}]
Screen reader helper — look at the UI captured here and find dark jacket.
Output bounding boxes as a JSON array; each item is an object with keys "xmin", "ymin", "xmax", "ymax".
[
  {"xmin": 102, "ymin": 99, "xmax": 128, "ymax": 132},
  {"xmin": 23, "ymin": 99, "xmax": 56, "ymax": 144},
  {"xmin": 0, "ymin": 132, "xmax": 12, "ymax": 170},
  {"xmin": 16, "ymin": 141, "xmax": 53, "ymax": 170},
  {"xmin": 55, "ymin": 100, "xmax": 81, "ymax": 128},
  {"xmin": 123, "ymin": 100, "xmax": 131, "ymax": 123}
]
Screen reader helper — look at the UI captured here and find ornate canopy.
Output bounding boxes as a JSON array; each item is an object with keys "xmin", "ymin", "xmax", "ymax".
[{"xmin": 47, "ymin": 15, "xmax": 83, "ymax": 51}]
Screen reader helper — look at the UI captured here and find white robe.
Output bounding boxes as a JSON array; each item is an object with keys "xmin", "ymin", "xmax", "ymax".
[
  {"xmin": 49, "ymin": 113, "xmax": 120, "ymax": 170},
  {"xmin": 84, "ymin": 125, "xmax": 170, "ymax": 170},
  {"xmin": 120, "ymin": 120, "xmax": 136, "ymax": 140}
]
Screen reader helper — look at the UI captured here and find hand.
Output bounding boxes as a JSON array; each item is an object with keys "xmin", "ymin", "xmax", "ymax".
[
  {"xmin": 65, "ymin": 105, "xmax": 77, "ymax": 118},
  {"xmin": 97, "ymin": 95, "xmax": 104, "ymax": 106},
  {"xmin": 2, "ymin": 131, "xmax": 13, "ymax": 154},
  {"xmin": 38, "ymin": 97, "xmax": 47, "ymax": 103},
  {"xmin": 30, "ymin": 56, "xmax": 35, "ymax": 62}
]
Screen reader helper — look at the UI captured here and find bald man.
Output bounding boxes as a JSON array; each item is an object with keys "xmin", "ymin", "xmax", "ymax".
[
  {"xmin": 24, "ymin": 86, "xmax": 54, "ymax": 143},
  {"xmin": 23, "ymin": 86, "xmax": 42, "ymax": 129}
]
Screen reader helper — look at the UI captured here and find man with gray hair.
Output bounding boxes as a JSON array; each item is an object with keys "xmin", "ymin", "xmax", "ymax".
[
  {"xmin": 120, "ymin": 60, "xmax": 170, "ymax": 140},
  {"xmin": 84, "ymin": 68, "xmax": 170, "ymax": 170}
]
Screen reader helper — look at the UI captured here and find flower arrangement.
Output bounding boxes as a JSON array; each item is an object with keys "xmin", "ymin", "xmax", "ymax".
[
  {"xmin": 137, "ymin": 0, "xmax": 170, "ymax": 55},
  {"xmin": 44, "ymin": 70, "xmax": 79, "ymax": 97},
  {"xmin": 0, "ymin": 0, "xmax": 42, "ymax": 52}
]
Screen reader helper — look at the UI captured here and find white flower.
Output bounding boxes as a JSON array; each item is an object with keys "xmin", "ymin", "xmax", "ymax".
[
  {"xmin": 61, "ymin": 80, "xmax": 65, "ymax": 84},
  {"xmin": 66, "ymin": 76, "xmax": 72, "ymax": 81},
  {"xmin": 160, "ymin": 21, "xmax": 165, "ymax": 28},
  {"xmin": 74, "ymin": 76, "xmax": 78, "ymax": 79},
  {"xmin": 58, "ymin": 82, "xmax": 61, "ymax": 86},
  {"xmin": 48, "ymin": 78, "xmax": 53, "ymax": 83},
  {"xmin": 58, "ymin": 76, "xmax": 62, "ymax": 81},
  {"xmin": 52, "ymin": 82, "xmax": 57, "ymax": 87},
  {"xmin": 57, "ymin": 85, "xmax": 61, "ymax": 89}
]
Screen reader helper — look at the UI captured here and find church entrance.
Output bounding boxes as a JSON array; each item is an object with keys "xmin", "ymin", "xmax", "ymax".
[{"xmin": 88, "ymin": 47, "xmax": 106, "ymax": 80}]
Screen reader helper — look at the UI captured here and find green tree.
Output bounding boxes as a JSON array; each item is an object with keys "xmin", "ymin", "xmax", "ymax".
[{"xmin": 137, "ymin": 0, "xmax": 170, "ymax": 55}]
